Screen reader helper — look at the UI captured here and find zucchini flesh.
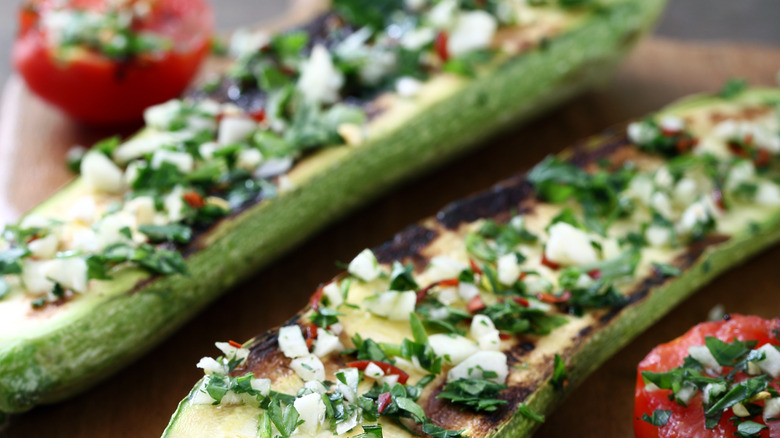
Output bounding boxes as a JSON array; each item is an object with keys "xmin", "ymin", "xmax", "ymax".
[
  {"xmin": 0, "ymin": 0, "xmax": 666, "ymax": 413},
  {"xmin": 163, "ymin": 88, "xmax": 780, "ymax": 437}
]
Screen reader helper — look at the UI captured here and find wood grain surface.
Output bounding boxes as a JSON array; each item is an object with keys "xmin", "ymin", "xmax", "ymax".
[{"xmin": 1, "ymin": 33, "xmax": 779, "ymax": 438}]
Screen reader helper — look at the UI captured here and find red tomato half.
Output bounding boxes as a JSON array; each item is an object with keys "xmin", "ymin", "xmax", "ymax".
[
  {"xmin": 13, "ymin": 0, "xmax": 214, "ymax": 125},
  {"xmin": 634, "ymin": 315, "xmax": 780, "ymax": 438}
]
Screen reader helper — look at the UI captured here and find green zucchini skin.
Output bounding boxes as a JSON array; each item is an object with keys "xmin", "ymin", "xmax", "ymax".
[
  {"xmin": 161, "ymin": 88, "xmax": 780, "ymax": 438},
  {"xmin": 0, "ymin": 0, "xmax": 666, "ymax": 414}
]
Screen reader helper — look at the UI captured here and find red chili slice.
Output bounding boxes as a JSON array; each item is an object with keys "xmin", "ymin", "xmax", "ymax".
[
  {"xmin": 249, "ymin": 108, "xmax": 266, "ymax": 123},
  {"xmin": 727, "ymin": 141, "xmax": 749, "ymax": 157},
  {"xmin": 304, "ymin": 322, "xmax": 318, "ymax": 350},
  {"xmin": 536, "ymin": 291, "xmax": 572, "ymax": 304},
  {"xmin": 377, "ymin": 392, "xmax": 393, "ymax": 414},
  {"xmin": 467, "ymin": 295, "xmax": 486, "ymax": 313},
  {"xmin": 512, "ymin": 297, "xmax": 530, "ymax": 307},
  {"xmin": 182, "ymin": 191, "xmax": 204, "ymax": 208},
  {"xmin": 541, "ymin": 253, "xmax": 560, "ymax": 270},
  {"xmin": 439, "ymin": 278, "xmax": 460, "ymax": 288},
  {"xmin": 498, "ymin": 333, "xmax": 511, "ymax": 340},
  {"xmin": 661, "ymin": 127, "xmax": 682, "ymax": 137},
  {"xmin": 587, "ymin": 269, "xmax": 602, "ymax": 280},
  {"xmin": 416, "ymin": 278, "xmax": 460, "ymax": 303},
  {"xmin": 469, "ymin": 259, "xmax": 483, "ymax": 275},
  {"xmin": 346, "ymin": 360, "xmax": 409, "ymax": 384},
  {"xmin": 435, "ymin": 31, "xmax": 449, "ymax": 62},
  {"xmin": 228, "ymin": 340, "xmax": 242, "ymax": 349},
  {"xmin": 675, "ymin": 137, "xmax": 698, "ymax": 154}
]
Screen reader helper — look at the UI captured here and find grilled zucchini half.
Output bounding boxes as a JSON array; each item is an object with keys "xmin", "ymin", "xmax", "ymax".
[
  {"xmin": 163, "ymin": 87, "xmax": 780, "ymax": 438},
  {"xmin": 0, "ymin": 0, "xmax": 666, "ymax": 413}
]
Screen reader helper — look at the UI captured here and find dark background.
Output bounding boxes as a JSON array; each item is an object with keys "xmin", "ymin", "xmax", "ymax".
[{"xmin": 0, "ymin": 0, "xmax": 777, "ymax": 84}]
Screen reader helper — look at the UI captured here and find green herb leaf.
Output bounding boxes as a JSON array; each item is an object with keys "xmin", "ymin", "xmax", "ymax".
[
  {"xmin": 735, "ymin": 420, "xmax": 768, "ymax": 438},
  {"xmin": 99, "ymin": 243, "xmax": 189, "ymax": 276},
  {"xmin": 551, "ymin": 354, "xmax": 567, "ymax": 390},
  {"xmin": 705, "ymin": 337, "xmax": 757, "ymax": 367},
  {"xmin": 93, "ymin": 136, "xmax": 122, "ymax": 157},
  {"xmin": 394, "ymin": 396, "xmax": 426, "ymax": 422},
  {"xmin": 272, "ymin": 31, "xmax": 309, "ymax": 61},
  {"xmin": 422, "ymin": 421, "xmax": 464, "ymax": 438},
  {"xmin": 354, "ymin": 424, "xmax": 383, "ymax": 438},
  {"xmin": 389, "ymin": 262, "xmax": 418, "ymax": 291},
  {"xmin": 332, "ymin": 0, "xmax": 402, "ymax": 29},
  {"xmin": 437, "ymin": 378, "xmax": 508, "ymax": 412},
  {"xmin": 138, "ymin": 224, "xmax": 193, "ymax": 244},
  {"xmin": 641, "ymin": 409, "xmax": 672, "ymax": 427},
  {"xmin": 705, "ymin": 376, "xmax": 770, "ymax": 428},
  {"xmin": 311, "ymin": 307, "xmax": 342, "ymax": 328},
  {"xmin": 350, "ymin": 335, "xmax": 392, "ymax": 363},
  {"xmin": 257, "ymin": 411, "xmax": 273, "ymax": 438},
  {"xmin": 268, "ymin": 397, "xmax": 305, "ymax": 438},
  {"xmin": 719, "ymin": 78, "xmax": 749, "ymax": 99},
  {"xmin": 0, "ymin": 247, "xmax": 27, "ymax": 275},
  {"xmin": 481, "ymin": 300, "xmax": 568, "ymax": 335},
  {"xmin": 653, "ymin": 263, "xmax": 682, "ymax": 277},
  {"xmin": 202, "ymin": 374, "xmax": 261, "ymax": 405}
]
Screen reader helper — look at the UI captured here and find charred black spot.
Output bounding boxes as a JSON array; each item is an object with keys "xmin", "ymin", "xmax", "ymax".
[
  {"xmin": 566, "ymin": 131, "xmax": 632, "ymax": 168},
  {"xmin": 577, "ymin": 325, "xmax": 593, "ymax": 338},
  {"xmin": 505, "ymin": 341, "xmax": 536, "ymax": 365},
  {"xmin": 436, "ymin": 178, "xmax": 534, "ymax": 230},
  {"xmin": 374, "ymin": 224, "xmax": 438, "ymax": 270},
  {"xmin": 233, "ymin": 314, "xmax": 305, "ymax": 379},
  {"xmin": 676, "ymin": 234, "xmax": 731, "ymax": 269}
]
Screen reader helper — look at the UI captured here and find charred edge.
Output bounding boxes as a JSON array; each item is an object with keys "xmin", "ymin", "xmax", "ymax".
[
  {"xmin": 374, "ymin": 224, "xmax": 439, "ymax": 270},
  {"xmin": 233, "ymin": 314, "xmax": 304, "ymax": 379},
  {"xmin": 436, "ymin": 178, "xmax": 534, "ymax": 230},
  {"xmin": 426, "ymin": 378, "xmax": 537, "ymax": 436},
  {"xmin": 565, "ymin": 129, "xmax": 632, "ymax": 169},
  {"xmin": 434, "ymin": 129, "xmax": 633, "ymax": 231},
  {"xmin": 505, "ymin": 341, "xmax": 537, "ymax": 365},
  {"xmin": 577, "ymin": 325, "xmax": 593, "ymax": 339},
  {"xmin": 484, "ymin": 381, "xmax": 538, "ymax": 433},
  {"xmin": 598, "ymin": 233, "xmax": 732, "ymax": 324},
  {"xmin": 424, "ymin": 382, "xmax": 520, "ymax": 436},
  {"xmin": 127, "ymin": 276, "xmax": 157, "ymax": 296}
]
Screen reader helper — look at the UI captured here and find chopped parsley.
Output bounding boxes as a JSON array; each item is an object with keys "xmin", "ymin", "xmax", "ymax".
[
  {"xmin": 550, "ymin": 354, "xmax": 567, "ymax": 390},
  {"xmin": 481, "ymin": 300, "xmax": 568, "ymax": 335},
  {"xmin": 437, "ymin": 378, "xmax": 508, "ymax": 412},
  {"xmin": 138, "ymin": 224, "xmax": 193, "ymax": 244},
  {"xmin": 641, "ymin": 409, "xmax": 672, "ymax": 427},
  {"xmin": 719, "ymin": 78, "xmax": 749, "ymax": 99}
]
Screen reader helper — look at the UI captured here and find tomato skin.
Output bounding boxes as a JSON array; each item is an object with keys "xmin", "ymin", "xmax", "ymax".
[
  {"xmin": 634, "ymin": 315, "xmax": 780, "ymax": 438},
  {"xmin": 12, "ymin": 0, "xmax": 213, "ymax": 125}
]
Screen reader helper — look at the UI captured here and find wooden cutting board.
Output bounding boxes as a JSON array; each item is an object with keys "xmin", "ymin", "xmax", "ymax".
[{"xmin": 1, "ymin": 22, "xmax": 780, "ymax": 438}]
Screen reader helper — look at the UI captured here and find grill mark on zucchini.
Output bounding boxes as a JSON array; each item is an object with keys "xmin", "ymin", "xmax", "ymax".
[
  {"xmin": 374, "ymin": 225, "xmax": 440, "ymax": 269},
  {"xmin": 436, "ymin": 178, "xmax": 533, "ymax": 230}
]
